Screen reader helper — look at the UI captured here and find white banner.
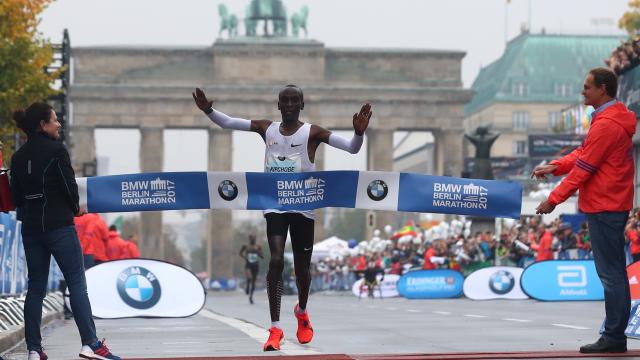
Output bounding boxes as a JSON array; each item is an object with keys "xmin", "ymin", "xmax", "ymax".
[
  {"xmin": 79, "ymin": 259, "xmax": 206, "ymax": 318},
  {"xmin": 351, "ymin": 274, "xmax": 400, "ymax": 298},
  {"xmin": 463, "ymin": 266, "xmax": 528, "ymax": 300}
]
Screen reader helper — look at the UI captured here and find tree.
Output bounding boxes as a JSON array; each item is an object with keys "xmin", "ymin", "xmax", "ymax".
[
  {"xmin": 0, "ymin": 0, "xmax": 58, "ymax": 163},
  {"xmin": 619, "ymin": 0, "xmax": 640, "ymax": 36}
]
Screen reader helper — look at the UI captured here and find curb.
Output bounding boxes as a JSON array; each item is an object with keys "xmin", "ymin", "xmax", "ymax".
[{"xmin": 0, "ymin": 310, "xmax": 62, "ymax": 353}]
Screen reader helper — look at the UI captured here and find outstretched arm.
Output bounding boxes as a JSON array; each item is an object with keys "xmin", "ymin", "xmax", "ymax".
[
  {"xmin": 193, "ymin": 88, "xmax": 271, "ymax": 138},
  {"xmin": 313, "ymin": 103, "xmax": 372, "ymax": 153}
]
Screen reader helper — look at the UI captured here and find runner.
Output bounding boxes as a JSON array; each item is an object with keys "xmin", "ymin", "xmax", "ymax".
[
  {"xmin": 193, "ymin": 85, "xmax": 371, "ymax": 351},
  {"xmin": 239, "ymin": 234, "xmax": 263, "ymax": 304}
]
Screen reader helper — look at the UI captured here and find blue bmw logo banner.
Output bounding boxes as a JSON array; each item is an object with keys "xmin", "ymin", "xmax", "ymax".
[
  {"xmin": 117, "ymin": 266, "xmax": 162, "ymax": 309},
  {"xmin": 218, "ymin": 180, "xmax": 238, "ymax": 201},
  {"xmin": 367, "ymin": 180, "xmax": 388, "ymax": 201},
  {"xmin": 488, "ymin": 270, "xmax": 515, "ymax": 295}
]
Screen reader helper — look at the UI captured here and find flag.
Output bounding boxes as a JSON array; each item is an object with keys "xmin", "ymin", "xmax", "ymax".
[{"xmin": 391, "ymin": 220, "xmax": 418, "ymax": 240}]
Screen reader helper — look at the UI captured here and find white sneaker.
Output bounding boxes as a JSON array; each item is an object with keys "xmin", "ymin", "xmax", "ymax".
[{"xmin": 28, "ymin": 350, "xmax": 47, "ymax": 360}]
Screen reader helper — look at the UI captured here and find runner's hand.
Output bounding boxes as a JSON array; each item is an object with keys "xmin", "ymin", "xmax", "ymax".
[
  {"xmin": 353, "ymin": 103, "xmax": 372, "ymax": 136},
  {"xmin": 192, "ymin": 88, "xmax": 214, "ymax": 111}
]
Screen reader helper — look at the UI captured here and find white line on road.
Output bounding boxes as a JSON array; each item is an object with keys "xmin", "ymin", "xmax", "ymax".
[
  {"xmin": 384, "ymin": 307, "xmax": 398, "ymax": 311},
  {"xmin": 502, "ymin": 318, "xmax": 532, "ymax": 323},
  {"xmin": 199, "ymin": 308, "xmax": 321, "ymax": 355},
  {"xmin": 551, "ymin": 323, "xmax": 590, "ymax": 330},
  {"xmin": 407, "ymin": 309, "xmax": 421, "ymax": 313},
  {"xmin": 162, "ymin": 341, "xmax": 202, "ymax": 345},
  {"xmin": 433, "ymin": 311, "xmax": 451, "ymax": 315},
  {"xmin": 367, "ymin": 305, "xmax": 377, "ymax": 309},
  {"xmin": 464, "ymin": 314, "xmax": 488, "ymax": 318}
]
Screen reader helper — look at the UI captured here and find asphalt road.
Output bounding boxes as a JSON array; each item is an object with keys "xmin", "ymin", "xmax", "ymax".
[{"xmin": 4, "ymin": 291, "xmax": 640, "ymax": 359}]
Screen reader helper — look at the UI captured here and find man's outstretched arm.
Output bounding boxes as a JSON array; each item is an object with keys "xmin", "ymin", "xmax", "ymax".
[
  {"xmin": 193, "ymin": 88, "xmax": 270, "ymax": 137},
  {"xmin": 314, "ymin": 103, "xmax": 372, "ymax": 153}
]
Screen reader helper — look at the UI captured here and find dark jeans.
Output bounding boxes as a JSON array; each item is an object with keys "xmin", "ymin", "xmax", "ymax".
[
  {"xmin": 22, "ymin": 226, "xmax": 97, "ymax": 351},
  {"xmin": 587, "ymin": 211, "xmax": 630, "ymax": 344}
]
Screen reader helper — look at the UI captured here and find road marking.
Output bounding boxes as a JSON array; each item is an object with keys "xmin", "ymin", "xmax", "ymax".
[
  {"xmin": 502, "ymin": 318, "xmax": 532, "ymax": 323},
  {"xmin": 162, "ymin": 341, "xmax": 202, "ymax": 345},
  {"xmin": 464, "ymin": 314, "xmax": 488, "ymax": 318},
  {"xmin": 199, "ymin": 308, "xmax": 321, "ymax": 355},
  {"xmin": 551, "ymin": 323, "xmax": 590, "ymax": 330},
  {"xmin": 433, "ymin": 311, "xmax": 451, "ymax": 315},
  {"xmin": 407, "ymin": 309, "xmax": 421, "ymax": 313},
  {"xmin": 384, "ymin": 307, "xmax": 398, "ymax": 311},
  {"xmin": 367, "ymin": 305, "xmax": 377, "ymax": 309}
]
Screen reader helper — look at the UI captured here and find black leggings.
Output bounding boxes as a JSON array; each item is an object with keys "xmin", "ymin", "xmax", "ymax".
[{"xmin": 265, "ymin": 212, "xmax": 314, "ymax": 322}]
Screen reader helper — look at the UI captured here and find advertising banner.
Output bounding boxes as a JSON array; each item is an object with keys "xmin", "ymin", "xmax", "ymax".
[
  {"xmin": 397, "ymin": 270, "xmax": 464, "ymax": 299},
  {"xmin": 351, "ymin": 274, "xmax": 400, "ymax": 298},
  {"xmin": 80, "ymin": 171, "xmax": 523, "ymax": 219},
  {"xmin": 627, "ymin": 261, "xmax": 640, "ymax": 300},
  {"xmin": 528, "ymin": 134, "xmax": 584, "ymax": 158},
  {"xmin": 82, "ymin": 259, "xmax": 206, "ymax": 318},
  {"xmin": 463, "ymin": 266, "xmax": 528, "ymax": 300},
  {"xmin": 521, "ymin": 260, "xmax": 603, "ymax": 301},
  {"xmin": 1, "ymin": 213, "xmax": 15, "ymax": 295}
]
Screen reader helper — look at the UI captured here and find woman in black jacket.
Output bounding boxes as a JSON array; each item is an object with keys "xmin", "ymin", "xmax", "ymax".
[{"xmin": 10, "ymin": 103, "xmax": 120, "ymax": 360}]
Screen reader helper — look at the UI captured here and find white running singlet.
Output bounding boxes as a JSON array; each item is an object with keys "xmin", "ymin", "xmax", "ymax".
[{"xmin": 263, "ymin": 121, "xmax": 316, "ymax": 219}]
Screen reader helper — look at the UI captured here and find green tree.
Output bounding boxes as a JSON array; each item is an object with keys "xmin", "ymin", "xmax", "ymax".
[
  {"xmin": 619, "ymin": 0, "xmax": 640, "ymax": 36},
  {"xmin": 0, "ymin": 0, "xmax": 58, "ymax": 163}
]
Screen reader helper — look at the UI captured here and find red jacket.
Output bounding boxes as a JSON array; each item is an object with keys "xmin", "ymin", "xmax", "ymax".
[
  {"xmin": 423, "ymin": 248, "xmax": 437, "ymax": 270},
  {"xmin": 74, "ymin": 215, "xmax": 94, "ymax": 255},
  {"xmin": 531, "ymin": 230, "xmax": 553, "ymax": 261},
  {"xmin": 628, "ymin": 229, "xmax": 640, "ymax": 255},
  {"xmin": 548, "ymin": 102, "xmax": 636, "ymax": 213},
  {"xmin": 87, "ymin": 214, "xmax": 109, "ymax": 262},
  {"xmin": 106, "ymin": 230, "xmax": 127, "ymax": 260}
]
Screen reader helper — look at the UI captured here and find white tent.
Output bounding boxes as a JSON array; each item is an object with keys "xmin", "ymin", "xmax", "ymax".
[{"xmin": 311, "ymin": 236, "xmax": 348, "ymax": 262}]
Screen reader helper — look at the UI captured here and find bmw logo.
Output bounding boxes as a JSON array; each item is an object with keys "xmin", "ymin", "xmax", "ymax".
[
  {"xmin": 116, "ymin": 266, "xmax": 161, "ymax": 309},
  {"xmin": 218, "ymin": 180, "xmax": 238, "ymax": 201},
  {"xmin": 488, "ymin": 270, "xmax": 515, "ymax": 295},
  {"xmin": 367, "ymin": 180, "xmax": 388, "ymax": 201}
]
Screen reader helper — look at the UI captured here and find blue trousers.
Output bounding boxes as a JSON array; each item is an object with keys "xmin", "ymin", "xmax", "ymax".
[
  {"xmin": 22, "ymin": 226, "xmax": 97, "ymax": 351},
  {"xmin": 587, "ymin": 212, "xmax": 630, "ymax": 344}
]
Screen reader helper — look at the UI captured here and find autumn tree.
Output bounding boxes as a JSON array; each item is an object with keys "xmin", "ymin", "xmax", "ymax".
[
  {"xmin": 0, "ymin": 0, "xmax": 58, "ymax": 163},
  {"xmin": 619, "ymin": 0, "xmax": 640, "ymax": 37}
]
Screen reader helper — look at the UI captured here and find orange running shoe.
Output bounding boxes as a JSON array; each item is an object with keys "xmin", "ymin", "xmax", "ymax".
[
  {"xmin": 263, "ymin": 327, "xmax": 284, "ymax": 351},
  {"xmin": 294, "ymin": 304, "xmax": 314, "ymax": 344}
]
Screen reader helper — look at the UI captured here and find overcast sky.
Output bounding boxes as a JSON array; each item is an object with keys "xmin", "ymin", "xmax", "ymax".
[{"xmin": 37, "ymin": 0, "xmax": 630, "ymax": 223}]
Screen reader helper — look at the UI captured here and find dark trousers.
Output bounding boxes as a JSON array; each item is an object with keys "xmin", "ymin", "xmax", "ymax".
[
  {"xmin": 587, "ymin": 211, "xmax": 631, "ymax": 344},
  {"xmin": 22, "ymin": 226, "xmax": 97, "ymax": 351}
]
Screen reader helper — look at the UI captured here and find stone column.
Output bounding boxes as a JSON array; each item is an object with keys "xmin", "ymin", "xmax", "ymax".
[
  {"xmin": 313, "ymin": 145, "xmax": 325, "ymax": 242},
  {"xmin": 207, "ymin": 128, "xmax": 234, "ymax": 280},
  {"xmin": 69, "ymin": 126, "xmax": 95, "ymax": 175},
  {"xmin": 139, "ymin": 127, "xmax": 164, "ymax": 259},
  {"xmin": 365, "ymin": 129, "xmax": 395, "ymax": 240},
  {"xmin": 434, "ymin": 129, "xmax": 464, "ymax": 177}
]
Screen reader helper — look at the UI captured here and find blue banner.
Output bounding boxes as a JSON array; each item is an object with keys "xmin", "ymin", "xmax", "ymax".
[
  {"xmin": 1, "ymin": 214, "xmax": 15, "ymax": 294},
  {"xmin": 398, "ymin": 174, "xmax": 522, "ymax": 218},
  {"xmin": 81, "ymin": 171, "xmax": 523, "ymax": 219},
  {"xmin": 397, "ymin": 269, "xmax": 464, "ymax": 299},
  {"xmin": 520, "ymin": 260, "xmax": 604, "ymax": 301},
  {"xmin": 88, "ymin": 172, "xmax": 211, "ymax": 213}
]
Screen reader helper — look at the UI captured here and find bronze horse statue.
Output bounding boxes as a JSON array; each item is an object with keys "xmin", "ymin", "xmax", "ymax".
[
  {"xmin": 218, "ymin": 4, "xmax": 238, "ymax": 38},
  {"xmin": 291, "ymin": 5, "xmax": 309, "ymax": 37}
]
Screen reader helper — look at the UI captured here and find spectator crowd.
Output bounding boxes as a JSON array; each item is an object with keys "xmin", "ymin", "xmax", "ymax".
[
  {"xmin": 308, "ymin": 209, "xmax": 640, "ymax": 292},
  {"xmin": 74, "ymin": 213, "xmax": 140, "ymax": 269}
]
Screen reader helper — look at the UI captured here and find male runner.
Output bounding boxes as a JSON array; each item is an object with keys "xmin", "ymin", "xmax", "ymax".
[
  {"xmin": 239, "ymin": 234, "xmax": 263, "ymax": 304},
  {"xmin": 193, "ymin": 85, "xmax": 371, "ymax": 351}
]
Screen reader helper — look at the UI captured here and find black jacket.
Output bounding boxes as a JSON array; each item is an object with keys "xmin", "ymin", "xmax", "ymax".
[{"xmin": 10, "ymin": 133, "xmax": 79, "ymax": 234}]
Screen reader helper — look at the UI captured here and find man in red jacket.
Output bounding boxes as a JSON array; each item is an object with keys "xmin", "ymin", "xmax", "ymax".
[{"xmin": 533, "ymin": 68, "xmax": 636, "ymax": 354}]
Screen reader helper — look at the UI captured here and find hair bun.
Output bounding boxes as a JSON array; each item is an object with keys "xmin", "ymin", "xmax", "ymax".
[{"xmin": 12, "ymin": 110, "xmax": 27, "ymax": 130}]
